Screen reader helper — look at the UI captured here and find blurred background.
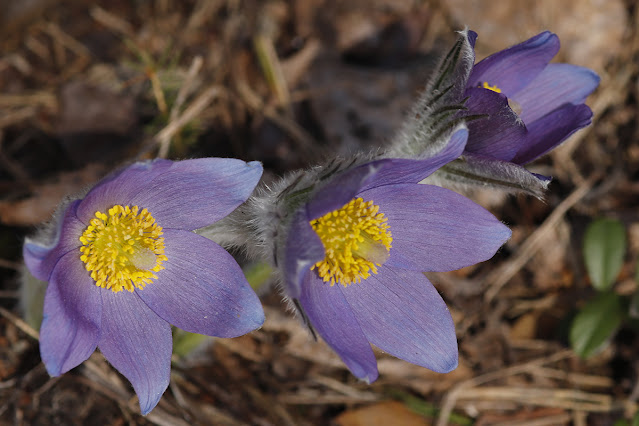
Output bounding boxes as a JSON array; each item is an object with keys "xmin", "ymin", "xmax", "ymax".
[{"xmin": 0, "ymin": 0, "xmax": 637, "ymax": 424}]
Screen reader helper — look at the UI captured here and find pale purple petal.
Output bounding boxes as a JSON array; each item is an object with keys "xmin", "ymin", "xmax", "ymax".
[
  {"xmin": 137, "ymin": 229, "xmax": 264, "ymax": 337},
  {"xmin": 468, "ymin": 31, "xmax": 559, "ymax": 96},
  {"xmin": 40, "ymin": 251, "xmax": 102, "ymax": 376},
  {"xmin": 362, "ymin": 128, "xmax": 467, "ymax": 189},
  {"xmin": 77, "ymin": 158, "xmax": 262, "ymax": 230},
  {"xmin": 358, "ymin": 184, "xmax": 511, "ymax": 272},
  {"xmin": 464, "ymin": 87, "xmax": 527, "ymax": 161},
  {"xmin": 24, "ymin": 200, "xmax": 85, "ymax": 281},
  {"xmin": 129, "ymin": 158, "xmax": 263, "ymax": 230},
  {"xmin": 306, "ymin": 160, "xmax": 388, "ymax": 219},
  {"xmin": 340, "ymin": 268, "xmax": 457, "ymax": 373},
  {"xmin": 512, "ymin": 103, "xmax": 593, "ymax": 164},
  {"xmin": 299, "ymin": 272, "xmax": 378, "ymax": 382},
  {"xmin": 76, "ymin": 159, "xmax": 173, "ymax": 223},
  {"xmin": 98, "ymin": 291, "xmax": 172, "ymax": 415},
  {"xmin": 283, "ymin": 210, "xmax": 325, "ymax": 299},
  {"xmin": 515, "ymin": 64, "xmax": 600, "ymax": 124}
]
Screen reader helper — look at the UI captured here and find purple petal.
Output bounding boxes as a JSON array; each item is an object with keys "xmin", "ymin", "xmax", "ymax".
[
  {"xmin": 515, "ymin": 64, "xmax": 600, "ymax": 124},
  {"xmin": 464, "ymin": 87, "xmax": 527, "ymax": 161},
  {"xmin": 468, "ymin": 31, "xmax": 559, "ymax": 96},
  {"xmin": 340, "ymin": 268, "xmax": 457, "ymax": 372},
  {"xmin": 40, "ymin": 251, "xmax": 102, "ymax": 376},
  {"xmin": 77, "ymin": 158, "xmax": 262, "ymax": 230},
  {"xmin": 306, "ymin": 160, "xmax": 387, "ymax": 220},
  {"xmin": 467, "ymin": 30, "xmax": 478, "ymax": 49},
  {"xmin": 137, "ymin": 229, "xmax": 264, "ymax": 337},
  {"xmin": 299, "ymin": 272, "xmax": 378, "ymax": 382},
  {"xmin": 98, "ymin": 291, "xmax": 172, "ymax": 415},
  {"xmin": 24, "ymin": 200, "xmax": 85, "ymax": 281},
  {"xmin": 512, "ymin": 103, "xmax": 593, "ymax": 164},
  {"xmin": 363, "ymin": 128, "xmax": 468, "ymax": 189},
  {"xmin": 358, "ymin": 184, "xmax": 511, "ymax": 272},
  {"xmin": 76, "ymin": 159, "xmax": 173, "ymax": 223},
  {"xmin": 283, "ymin": 210, "xmax": 326, "ymax": 299},
  {"xmin": 129, "ymin": 158, "xmax": 263, "ymax": 230}
]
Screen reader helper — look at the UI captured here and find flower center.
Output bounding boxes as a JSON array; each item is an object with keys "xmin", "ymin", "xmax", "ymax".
[
  {"xmin": 480, "ymin": 81, "xmax": 502, "ymax": 93},
  {"xmin": 309, "ymin": 197, "xmax": 392, "ymax": 287},
  {"xmin": 79, "ymin": 205, "xmax": 168, "ymax": 293}
]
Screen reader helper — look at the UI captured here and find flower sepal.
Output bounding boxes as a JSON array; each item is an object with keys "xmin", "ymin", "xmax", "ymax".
[{"xmin": 429, "ymin": 154, "xmax": 551, "ymax": 198}]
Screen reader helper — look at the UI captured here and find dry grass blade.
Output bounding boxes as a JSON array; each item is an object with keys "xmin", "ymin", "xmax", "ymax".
[
  {"xmin": 458, "ymin": 387, "xmax": 618, "ymax": 412},
  {"xmin": 0, "ymin": 306, "xmax": 39, "ymax": 340},
  {"xmin": 156, "ymin": 85, "xmax": 222, "ymax": 158},
  {"xmin": 437, "ymin": 350, "xmax": 574, "ymax": 426},
  {"xmin": 483, "ymin": 177, "xmax": 596, "ymax": 303}
]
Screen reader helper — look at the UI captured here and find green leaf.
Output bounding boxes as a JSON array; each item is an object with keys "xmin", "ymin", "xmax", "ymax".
[
  {"xmin": 570, "ymin": 292, "xmax": 624, "ymax": 358},
  {"xmin": 634, "ymin": 411, "xmax": 639, "ymax": 426},
  {"xmin": 630, "ymin": 290, "xmax": 639, "ymax": 319},
  {"xmin": 583, "ymin": 218, "xmax": 626, "ymax": 291},
  {"xmin": 172, "ymin": 328, "xmax": 211, "ymax": 358},
  {"xmin": 243, "ymin": 261, "xmax": 274, "ymax": 291}
]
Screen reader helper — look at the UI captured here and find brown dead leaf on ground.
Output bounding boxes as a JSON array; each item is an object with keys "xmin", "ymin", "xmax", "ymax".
[
  {"xmin": 335, "ymin": 401, "xmax": 430, "ymax": 426},
  {"xmin": 0, "ymin": 164, "xmax": 106, "ymax": 226}
]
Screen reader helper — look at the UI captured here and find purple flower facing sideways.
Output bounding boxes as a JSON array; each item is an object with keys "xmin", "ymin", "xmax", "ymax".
[
  {"xmin": 282, "ymin": 130, "xmax": 511, "ymax": 381},
  {"xmin": 463, "ymin": 30, "xmax": 599, "ymax": 166},
  {"xmin": 23, "ymin": 158, "xmax": 265, "ymax": 415}
]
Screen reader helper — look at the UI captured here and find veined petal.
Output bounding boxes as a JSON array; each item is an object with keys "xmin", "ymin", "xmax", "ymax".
[
  {"xmin": 299, "ymin": 272, "xmax": 379, "ymax": 382},
  {"xmin": 40, "ymin": 250, "xmax": 102, "ymax": 376},
  {"xmin": 283, "ymin": 210, "xmax": 325, "ymax": 299},
  {"xmin": 464, "ymin": 87, "xmax": 527, "ymax": 161},
  {"xmin": 340, "ymin": 268, "xmax": 458, "ymax": 373},
  {"xmin": 137, "ymin": 229, "xmax": 264, "ymax": 337},
  {"xmin": 23, "ymin": 200, "xmax": 85, "ymax": 281},
  {"xmin": 363, "ymin": 127, "xmax": 468, "ymax": 189},
  {"xmin": 512, "ymin": 103, "xmax": 593, "ymax": 164},
  {"xmin": 468, "ymin": 31, "xmax": 559, "ymax": 97},
  {"xmin": 306, "ymin": 160, "xmax": 388, "ymax": 220},
  {"xmin": 358, "ymin": 184, "xmax": 511, "ymax": 272},
  {"xmin": 77, "ymin": 158, "xmax": 262, "ymax": 230},
  {"xmin": 515, "ymin": 64, "xmax": 600, "ymax": 124},
  {"xmin": 98, "ymin": 291, "xmax": 172, "ymax": 415},
  {"xmin": 76, "ymin": 159, "xmax": 173, "ymax": 223},
  {"xmin": 129, "ymin": 158, "xmax": 263, "ymax": 230}
]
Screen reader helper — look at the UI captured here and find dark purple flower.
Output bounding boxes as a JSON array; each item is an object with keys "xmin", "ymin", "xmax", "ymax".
[
  {"xmin": 464, "ymin": 31, "xmax": 599, "ymax": 165},
  {"xmin": 282, "ymin": 131, "xmax": 511, "ymax": 381},
  {"xmin": 23, "ymin": 158, "xmax": 265, "ymax": 414}
]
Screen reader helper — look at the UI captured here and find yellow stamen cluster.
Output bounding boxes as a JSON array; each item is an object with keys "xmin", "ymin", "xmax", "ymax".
[
  {"xmin": 310, "ymin": 197, "xmax": 392, "ymax": 286},
  {"xmin": 480, "ymin": 81, "xmax": 502, "ymax": 93},
  {"xmin": 79, "ymin": 205, "xmax": 168, "ymax": 293}
]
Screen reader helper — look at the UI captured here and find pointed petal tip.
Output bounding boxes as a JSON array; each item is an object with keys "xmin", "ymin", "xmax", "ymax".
[
  {"xmin": 433, "ymin": 352, "xmax": 459, "ymax": 374},
  {"xmin": 138, "ymin": 387, "xmax": 167, "ymax": 416}
]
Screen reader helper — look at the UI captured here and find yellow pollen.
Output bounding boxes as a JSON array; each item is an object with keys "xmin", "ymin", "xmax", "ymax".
[
  {"xmin": 309, "ymin": 197, "xmax": 392, "ymax": 287},
  {"xmin": 79, "ymin": 205, "xmax": 168, "ymax": 293},
  {"xmin": 480, "ymin": 81, "xmax": 502, "ymax": 93}
]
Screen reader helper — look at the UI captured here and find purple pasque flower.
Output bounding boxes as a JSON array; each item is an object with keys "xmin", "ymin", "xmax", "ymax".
[
  {"xmin": 463, "ymin": 30, "xmax": 599, "ymax": 165},
  {"xmin": 282, "ymin": 130, "xmax": 511, "ymax": 381},
  {"xmin": 23, "ymin": 158, "xmax": 265, "ymax": 414}
]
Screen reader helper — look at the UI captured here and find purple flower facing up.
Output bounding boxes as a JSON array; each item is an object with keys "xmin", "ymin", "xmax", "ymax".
[
  {"xmin": 23, "ymin": 158, "xmax": 265, "ymax": 414},
  {"xmin": 463, "ymin": 30, "xmax": 599, "ymax": 166},
  {"xmin": 280, "ymin": 130, "xmax": 511, "ymax": 381}
]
